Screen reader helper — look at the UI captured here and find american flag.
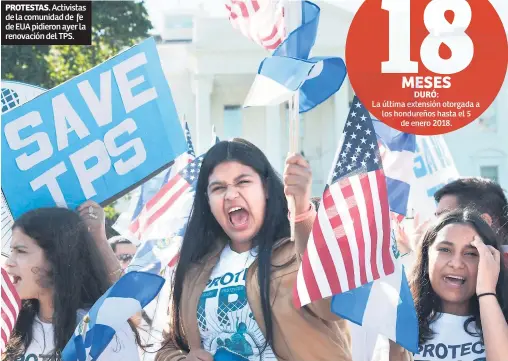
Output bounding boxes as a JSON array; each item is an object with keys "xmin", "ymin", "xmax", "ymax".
[
  {"xmin": 129, "ymin": 155, "xmax": 204, "ymax": 241},
  {"xmin": 1, "ymin": 192, "xmax": 13, "ymax": 258},
  {"xmin": 162, "ymin": 121, "xmax": 196, "ymax": 184},
  {"xmin": 130, "ymin": 121, "xmax": 196, "ymax": 223},
  {"xmin": 184, "ymin": 121, "xmax": 196, "ymax": 158},
  {"xmin": 225, "ymin": 0, "xmax": 286, "ymax": 50},
  {"xmin": 1, "ymin": 267, "xmax": 21, "ymax": 352},
  {"xmin": 294, "ymin": 96, "xmax": 394, "ymax": 308}
]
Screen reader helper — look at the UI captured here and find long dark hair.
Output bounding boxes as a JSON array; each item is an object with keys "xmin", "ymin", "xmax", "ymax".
[
  {"xmin": 411, "ymin": 209, "xmax": 508, "ymax": 346},
  {"xmin": 169, "ymin": 139, "xmax": 290, "ymax": 354},
  {"xmin": 4, "ymin": 207, "xmax": 118, "ymax": 360},
  {"xmin": 434, "ymin": 177, "xmax": 508, "ymax": 245}
]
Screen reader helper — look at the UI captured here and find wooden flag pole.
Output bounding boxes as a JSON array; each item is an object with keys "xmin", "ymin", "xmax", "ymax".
[
  {"xmin": 288, "ymin": 92, "xmax": 300, "ymax": 241},
  {"xmin": 285, "ymin": 0, "xmax": 302, "ymax": 242}
]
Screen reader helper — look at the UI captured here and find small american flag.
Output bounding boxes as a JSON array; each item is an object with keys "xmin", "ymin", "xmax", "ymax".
[
  {"xmin": 130, "ymin": 121, "xmax": 196, "ymax": 223},
  {"xmin": 184, "ymin": 121, "xmax": 196, "ymax": 158},
  {"xmin": 162, "ymin": 121, "xmax": 196, "ymax": 184},
  {"xmin": 225, "ymin": 0, "xmax": 286, "ymax": 50},
  {"xmin": 129, "ymin": 155, "xmax": 204, "ymax": 240},
  {"xmin": 294, "ymin": 96, "xmax": 394, "ymax": 308},
  {"xmin": 1, "ymin": 267, "xmax": 21, "ymax": 352},
  {"xmin": 1, "ymin": 192, "xmax": 14, "ymax": 258}
]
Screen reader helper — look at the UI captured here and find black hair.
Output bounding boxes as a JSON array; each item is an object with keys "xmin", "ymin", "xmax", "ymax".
[
  {"xmin": 435, "ymin": 177, "xmax": 508, "ymax": 244},
  {"xmin": 411, "ymin": 209, "xmax": 508, "ymax": 346},
  {"xmin": 168, "ymin": 138, "xmax": 290, "ymax": 355},
  {"xmin": 4, "ymin": 207, "xmax": 139, "ymax": 360},
  {"xmin": 109, "ymin": 236, "xmax": 134, "ymax": 253}
]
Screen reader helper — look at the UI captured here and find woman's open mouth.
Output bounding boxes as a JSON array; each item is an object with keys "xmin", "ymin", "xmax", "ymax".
[
  {"xmin": 228, "ymin": 207, "xmax": 250, "ymax": 230},
  {"xmin": 443, "ymin": 275, "xmax": 466, "ymax": 287}
]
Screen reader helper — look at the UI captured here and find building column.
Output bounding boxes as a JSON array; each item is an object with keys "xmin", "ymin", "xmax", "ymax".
[
  {"xmin": 334, "ymin": 77, "xmax": 350, "ymax": 144},
  {"xmin": 264, "ymin": 105, "xmax": 283, "ymax": 173},
  {"xmin": 192, "ymin": 74, "xmax": 213, "ymax": 154}
]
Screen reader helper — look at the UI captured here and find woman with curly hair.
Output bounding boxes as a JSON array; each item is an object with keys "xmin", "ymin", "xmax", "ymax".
[{"xmin": 3, "ymin": 201, "xmax": 140, "ymax": 361}]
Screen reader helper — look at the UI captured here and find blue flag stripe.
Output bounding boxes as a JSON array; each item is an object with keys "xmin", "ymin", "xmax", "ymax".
[
  {"xmin": 330, "ymin": 282, "xmax": 373, "ymax": 326},
  {"xmin": 373, "ymin": 119, "xmax": 416, "ymax": 153},
  {"xmin": 258, "ymin": 56, "xmax": 315, "ymax": 91},
  {"xmin": 386, "ymin": 177, "xmax": 411, "ymax": 216},
  {"xmin": 246, "ymin": 0, "xmax": 346, "ymax": 114},
  {"xmin": 396, "ymin": 268, "xmax": 419, "ymax": 352}
]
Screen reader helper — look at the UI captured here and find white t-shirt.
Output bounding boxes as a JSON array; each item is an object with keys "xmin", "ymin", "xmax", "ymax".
[
  {"xmin": 414, "ymin": 313, "xmax": 485, "ymax": 361},
  {"xmin": 22, "ymin": 311, "xmax": 140, "ymax": 361},
  {"xmin": 199, "ymin": 245, "xmax": 276, "ymax": 361}
]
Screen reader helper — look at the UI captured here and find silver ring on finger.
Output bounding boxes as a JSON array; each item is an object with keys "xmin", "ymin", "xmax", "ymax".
[{"xmin": 88, "ymin": 206, "xmax": 98, "ymax": 219}]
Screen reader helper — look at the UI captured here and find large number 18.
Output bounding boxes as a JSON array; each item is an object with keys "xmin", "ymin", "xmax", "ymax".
[{"xmin": 381, "ymin": 0, "xmax": 474, "ymax": 75}]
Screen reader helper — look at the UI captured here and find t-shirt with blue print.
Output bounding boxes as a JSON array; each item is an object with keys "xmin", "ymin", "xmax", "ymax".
[{"xmin": 198, "ymin": 245, "xmax": 276, "ymax": 361}]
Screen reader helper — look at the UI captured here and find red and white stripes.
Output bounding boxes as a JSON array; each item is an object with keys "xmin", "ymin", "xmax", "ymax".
[
  {"xmin": 1, "ymin": 267, "xmax": 21, "ymax": 352},
  {"xmin": 294, "ymin": 170, "xmax": 394, "ymax": 308},
  {"xmin": 225, "ymin": 0, "xmax": 286, "ymax": 50}
]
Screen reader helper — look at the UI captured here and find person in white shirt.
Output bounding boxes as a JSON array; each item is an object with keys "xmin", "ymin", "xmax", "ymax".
[
  {"xmin": 391, "ymin": 209, "xmax": 508, "ymax": 361},
  {"xmin": 156, "ymin": 139, "xmax": 352, "ymax": 361},
  {"xmin": 4, "ymin": 202, "xmax": 140, "ymax": 361}
]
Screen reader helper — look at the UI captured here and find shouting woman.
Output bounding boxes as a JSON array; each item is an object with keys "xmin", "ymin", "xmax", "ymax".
[{"xmin": 156, "ymin": 139, "xmax": 352, "ymax": 361}]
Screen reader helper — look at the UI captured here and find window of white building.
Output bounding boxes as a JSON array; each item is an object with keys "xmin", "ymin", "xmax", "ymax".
[
  {"xmin": 480, "ymin": 165, "xmax": 499, "ymax": 183},
  {"xmin": 165, "ymin": 15, "xmax": 193, "ymax": 29},
  {"xmin": 223, "ymin": 105, "xmax": 242, "ymax": 140}
]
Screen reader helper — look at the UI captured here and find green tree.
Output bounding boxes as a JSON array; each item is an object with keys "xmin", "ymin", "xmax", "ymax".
[
  {"xmin": 1, "ymin": 1, "xmax": 152, "ymax": 88},
  {"xmin": 46, "ymin": 1, "xmax": 152, "ymax": 87},
  {"xmin": 104, "ymin": 202, "xmax": 120, "ymax": 238},
  {"xmin": 1, "ymin": 45, "xmax": 53, "ymax": 88}
]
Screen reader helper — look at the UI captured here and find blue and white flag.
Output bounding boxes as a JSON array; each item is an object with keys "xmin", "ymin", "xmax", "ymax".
[
  {"xmin": 331, "ymin": 259, "xmax": 419, "ymax": 353},
  {"xmin": 62, "ymin": 271, "xmax": 164, "ymax": 361},
  {"xmin": 244, "ymin": 1, "xmax": 347, "ymax": 113},
  {"xmin": 373, "ymin": 120, "xmax": 416, "ymax": 217},
  {"xmin": 126, "ymin": 235, "xmax": 183, "ymax": 275}
]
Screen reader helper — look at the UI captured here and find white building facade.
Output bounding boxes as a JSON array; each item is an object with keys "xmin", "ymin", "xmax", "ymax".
[{"xmin": 155, "ymin": 2, "xmax": 508, "ymax": 195}]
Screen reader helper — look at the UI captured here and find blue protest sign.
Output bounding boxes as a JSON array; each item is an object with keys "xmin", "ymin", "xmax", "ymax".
[
  {"xmin": 1, "ymin": 80, "xmax": 47, "ymax": 256},
  {"xmin": 1, "ymin": 38, "xmax": 187, "ymax": 219}
]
